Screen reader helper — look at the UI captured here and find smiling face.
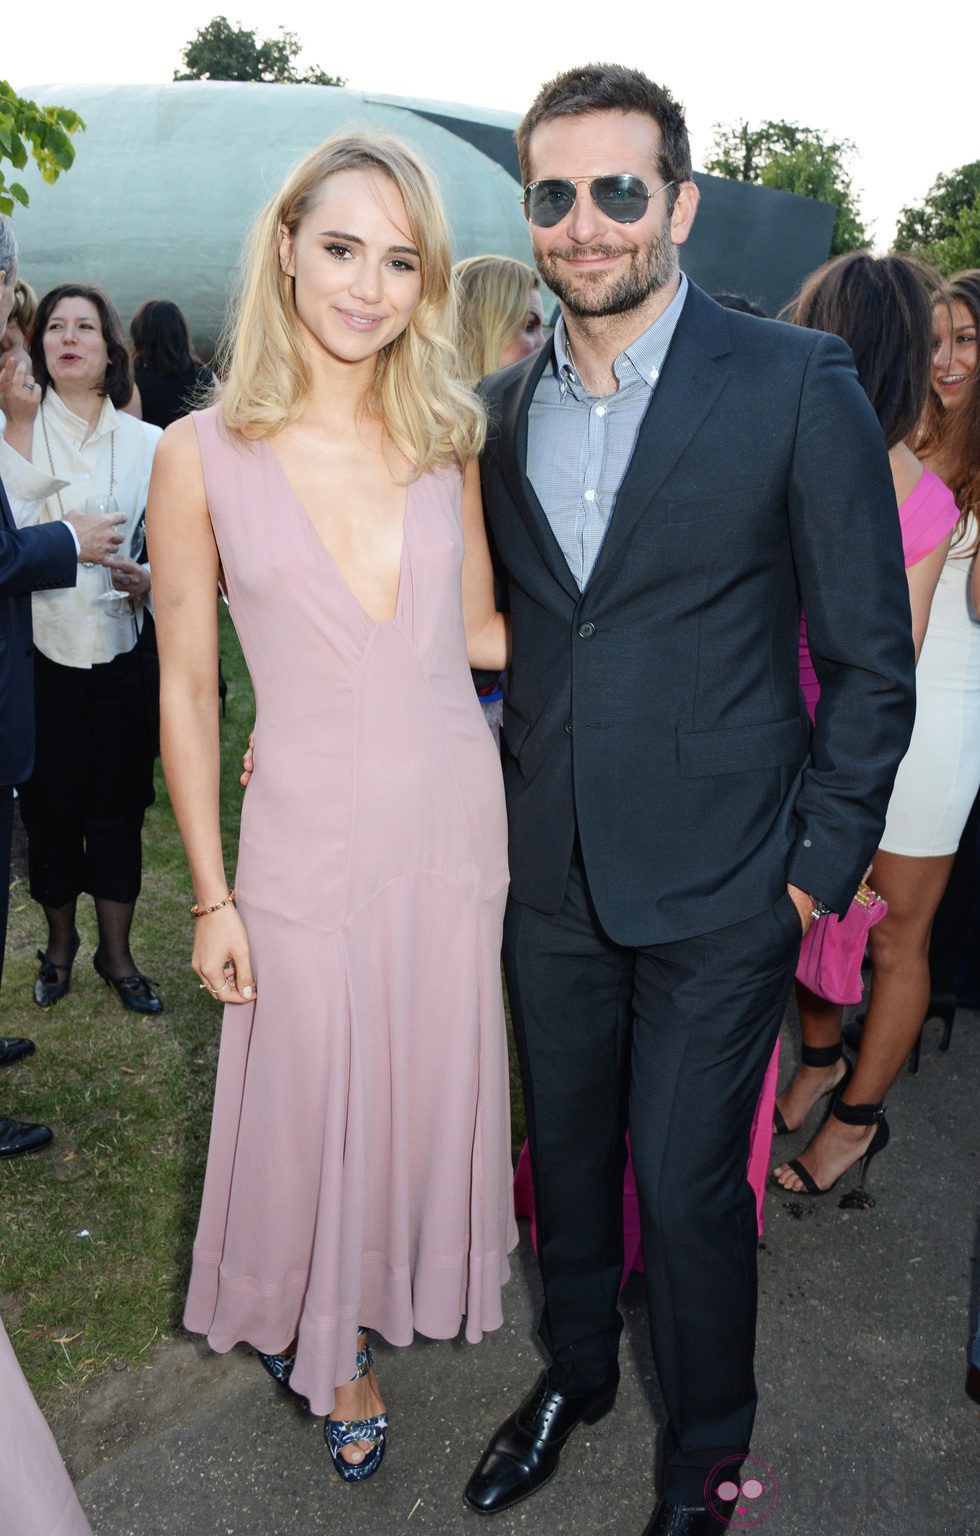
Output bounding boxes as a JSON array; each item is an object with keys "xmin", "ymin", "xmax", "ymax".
[
  {"xmin": 41, "ymin": 296, "xmax": 109, "ymax": 395},
  {"xmin": 931, "ymin": 299, "xmax": 978, "ymax": 409},
  {"xmin": 499, "ymin": 287, "xmax": 546, "ymax": 367},
  {"xmin": 524, "ymin": 110, "xmax": 698, "ymax": 325},
  {"xmin": 279, "ymin": 168, "xmax": 423, "ymax": 368}
]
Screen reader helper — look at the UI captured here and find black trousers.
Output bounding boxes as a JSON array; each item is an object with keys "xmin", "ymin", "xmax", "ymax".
[
  {"xmin": 0, "ymin": 786, "xmax": 13, "ymax": 989},
  {"xmin": 18, "ymin": 648, "xmax": 156, "ymax": 908},
  {"xmin": 503, "ymin": 842, "xmax": 800, "ymax": 1504}
]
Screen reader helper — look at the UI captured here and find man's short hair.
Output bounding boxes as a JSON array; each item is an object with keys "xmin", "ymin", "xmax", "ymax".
[
  {"xmin": 516, "ymin": 63, "xmax": 693, "ymax": 200},
  {"xmin": 0, "ymin": 214, "xmax": 17, "ymax": 286}
]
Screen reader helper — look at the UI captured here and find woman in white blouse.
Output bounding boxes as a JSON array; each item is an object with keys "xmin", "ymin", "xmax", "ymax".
[{"xmin": 0, "ymin": 284, "xmax": 163, "ymax": 1012}]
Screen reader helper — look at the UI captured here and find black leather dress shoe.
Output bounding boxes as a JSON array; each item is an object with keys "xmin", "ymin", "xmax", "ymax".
[
  {"xmin": 464, "ymin": 1368, "xmax": 619, "ymax": 1514},
  {"xmin": 0, "ymin": 1037, "xmax": 36, "ymax": 1068},
  {"xmin": 642, "ymin": 1498, "xmax": 737, "ymax": 1535},
  {"xmin": 33, "ymin": 931, "xmax": 80, "ymax": 1007},
  {"xmin": 93, "ymin": 952, "xmax": 163, "ymax": 1014},
  {"xmin": 0, "ymin": 1117, "xmax": 54, "ymax": 1158}
]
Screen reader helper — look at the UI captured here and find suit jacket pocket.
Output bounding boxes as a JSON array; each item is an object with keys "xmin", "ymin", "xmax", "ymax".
[{"xmin": 678, "ymin": 716, "xmax": 808, "ymax": 777}]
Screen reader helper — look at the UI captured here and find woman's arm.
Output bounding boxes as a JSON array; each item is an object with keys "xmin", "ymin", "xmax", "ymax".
[
  {"xmin": 146, "ymin": 417, "xmax": 255, "ymax": 1003},
  {"xmin": 461, "ymin": 458, "xmax": 509, "ymax": 671},
  {"xmin": 906, "ymin": 535, "xmax": 951, "ymax": 662}
]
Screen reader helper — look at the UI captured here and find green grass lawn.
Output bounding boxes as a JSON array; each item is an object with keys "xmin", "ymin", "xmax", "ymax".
[{"xmin": 0, "ymin": 607, "xmax": 524, "ymax": 1413}]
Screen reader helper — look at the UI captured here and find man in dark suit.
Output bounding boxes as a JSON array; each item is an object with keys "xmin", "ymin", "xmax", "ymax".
[
  {"xmin": 0, "ymin": 215, "xmax": 122, "ymax": 1157},
  {"xmin": 463, "ymin": 67, "xmax": 916, "ymax": 1535}
]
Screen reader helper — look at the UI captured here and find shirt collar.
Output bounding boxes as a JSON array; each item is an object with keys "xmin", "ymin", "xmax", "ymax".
[
  {"xmin": 552, "ymin": 270, "xmax": 689, "ymax": 397},
  {"xmin": 43, "ymin": 384, "xmax": 119, "ymax": 443}
]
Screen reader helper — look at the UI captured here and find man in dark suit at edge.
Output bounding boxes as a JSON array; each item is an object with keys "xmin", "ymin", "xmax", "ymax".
[
  {"xmin": 462, "ymin": 66, "xmax": 916, "ymax": 1535},
  {"xmin": 0, "ymin": 214, "xmax": 122, "ymax": 1157}
]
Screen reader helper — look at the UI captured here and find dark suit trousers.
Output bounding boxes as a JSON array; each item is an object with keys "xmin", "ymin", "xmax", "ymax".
[
  {"xmin": 0, "ymin": 787, "xmax": 13, "ymax": 990},
  {"xmin": 503, "ymin": 843, "xmax": 800, "ymax": 1503}
]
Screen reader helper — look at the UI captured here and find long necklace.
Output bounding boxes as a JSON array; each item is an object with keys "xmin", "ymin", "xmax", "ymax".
[{"xmin": 39, "ymin": 396, "xmax": 116, "ymax": 520}]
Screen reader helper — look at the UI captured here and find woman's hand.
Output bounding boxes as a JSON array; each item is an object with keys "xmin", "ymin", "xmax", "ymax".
[
  {"xmin": 240, "ymin": 730, "xmax": 255, "ymax": 788},
  {"xmin": 0, "ymin": 356, "xmax": 40, "ymax": 453},
  {"xmin": 107, "ymin": 556, "xmax": 151, "ymax": 598},
  {"xmin": 192, "ymin": 904, "xmax": 256, "ymax": 1004}
]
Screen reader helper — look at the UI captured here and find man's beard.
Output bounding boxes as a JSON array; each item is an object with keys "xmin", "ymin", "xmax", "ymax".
[{"xmin": 534, "ymin": 228, "xmax": 676, "ymax": 318}]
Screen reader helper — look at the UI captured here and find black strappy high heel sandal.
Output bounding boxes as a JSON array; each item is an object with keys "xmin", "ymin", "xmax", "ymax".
[
  {"xmin": 777, "ymin": 1098, "xmax": 890, "ymax": 1198},
  {"xmin": 773, "ymin": 1041, "xmax": 853, "ymax": 1135}
]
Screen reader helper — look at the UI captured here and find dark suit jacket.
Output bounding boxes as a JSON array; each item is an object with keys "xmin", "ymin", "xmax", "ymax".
[
  {"xmin": 0, "ymin": 472, "xmax": 76, "ymax": 787},
  {"xmin": 479, "ymin": 282, "xmax": 917, "ymax": 946}
]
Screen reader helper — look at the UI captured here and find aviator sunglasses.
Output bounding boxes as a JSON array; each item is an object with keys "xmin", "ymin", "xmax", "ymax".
[{"xmin": 522, "ymin": 174, "xmax": 677, "ymax": 228}]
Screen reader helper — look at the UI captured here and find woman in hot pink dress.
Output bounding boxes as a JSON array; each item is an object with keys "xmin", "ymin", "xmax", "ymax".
[{"xmin": 148, "ymin": 131, "xmax": 516, "ymax": 1482}]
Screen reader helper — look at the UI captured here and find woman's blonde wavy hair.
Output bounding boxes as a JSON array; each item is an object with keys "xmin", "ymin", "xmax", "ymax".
[
  {"xmin": 452, "ymin": 254, "xmax": 540, "ymax": 383},
  {"xmin": 217, "ymin": 129, "xmax": 486, "ymax": 469}
]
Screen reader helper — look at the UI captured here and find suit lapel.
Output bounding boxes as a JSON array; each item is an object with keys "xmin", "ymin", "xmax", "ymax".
[
  {"xmin": 587, "ymin": 285, "xmax": 734, "ymax": 588},
  {"xmin": 495, "ymin": 344, "xmax": 581, "ymax": 602}
]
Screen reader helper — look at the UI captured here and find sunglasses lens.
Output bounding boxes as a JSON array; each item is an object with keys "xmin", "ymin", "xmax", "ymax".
[
  {"xmin": 592, "ymin": 176, "xmax": 651, "ymax": 222},
  {"xmin": 525, "ymin": 181, "xmax": 576, "ymax": 227}
]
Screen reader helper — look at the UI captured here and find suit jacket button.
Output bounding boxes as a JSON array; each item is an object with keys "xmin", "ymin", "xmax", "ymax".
[
  {"xmin": 578, "ymin": 621, "xmax": 596, "ymax": 638},
  {"xmin": 564, "ymin": 719, "xmax": 573, "ymax": 734}
]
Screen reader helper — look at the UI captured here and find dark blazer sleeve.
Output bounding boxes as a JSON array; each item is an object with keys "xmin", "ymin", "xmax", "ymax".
[
  {"xmin": 783, "ymin": 332, "xmax": 916, "ymax": 910},
  {"xmin": 0, "ymin": 519, "xmax": 78, "ymax": 599},
  {"xmin": 0, "ymin": 471, "xmax": 77, "ymax": 598}
]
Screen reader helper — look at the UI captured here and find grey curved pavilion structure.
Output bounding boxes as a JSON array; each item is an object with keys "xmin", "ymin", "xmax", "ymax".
[{"xmin": 10, "ymin": 82, "xmax": 835, "ymax": 348}]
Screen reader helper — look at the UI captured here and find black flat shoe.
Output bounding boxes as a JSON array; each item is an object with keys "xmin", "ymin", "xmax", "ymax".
[
  {"xmin": 463, "ymin": 1368, "xmax": 618, "ymax": 1515},
  {"xmin": 0, "ymin": 1037, "xmax": 36, "ymax": 1068},
  {"xmin": 93, "ymin": 951, "xmax": 163, "ymax": 1014},
  {"xmin": 0, "ymin": 1117, "xmax": 54, "ymax": 1158},
  {"xmin": 33, "ymin": 931, "xmax": 80, "ymax": 1007}
]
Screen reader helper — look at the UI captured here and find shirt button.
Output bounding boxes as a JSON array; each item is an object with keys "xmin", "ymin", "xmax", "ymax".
[
  {"xmin": 578, "ymin": 621, "xmax": 596, "ymax": 638},
  {"xmin": 595, "ymin": 405, "xmax": 606, "ymax": 417},
  {"xmin": 564, "ymin": 719, "xmax": 573, "ymax": 734},
  {"xmin": 584, "ymin": 489, "xmax": 596, "ymax": 502},
  {"xmin": 803, "ymin": 838, "xmax": 812, "ymax": 847},
  {"xmin": 82, "ymin": 473, "xmax": 91, "ymax": 481},
  {"xmin": 650, "ymin": 367, "xmax": 660, "ymax": 381}
]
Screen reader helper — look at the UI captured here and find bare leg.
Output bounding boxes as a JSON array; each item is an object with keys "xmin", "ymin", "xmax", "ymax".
[
  {"xmin": 328, "ymin": 1330, "xmax": 387, "ymax": 1466},
  {"xmin": 773, "ymin": 851, "xmax": 954, "ymax": 1193},
  {"xmin": 773, "ymin": 983, "xmax": 847, "ymax": 1133}
]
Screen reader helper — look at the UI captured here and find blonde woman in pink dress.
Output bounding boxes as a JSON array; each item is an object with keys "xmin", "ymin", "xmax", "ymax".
[{"xmin": 147, "ymin": 131, "xmax": 516, "ymax": 1482}]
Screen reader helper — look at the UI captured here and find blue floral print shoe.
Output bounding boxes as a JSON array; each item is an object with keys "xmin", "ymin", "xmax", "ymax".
[
  {"xmin": 257, "ymin": 1349, "xmax": 296, "ymax": 1388},
  {"xmin": 325, "ymin": 1329, "xmax": 388, "ymax": 1483}
]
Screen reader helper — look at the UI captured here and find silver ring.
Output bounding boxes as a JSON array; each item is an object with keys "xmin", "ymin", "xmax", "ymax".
[
  {"xmin": 215, "ymin": 978, "xmax": 230, "ymax": 992},
  {"xmin": 25, "ymin": 379, "xmax": 36, "ymax": 391}
]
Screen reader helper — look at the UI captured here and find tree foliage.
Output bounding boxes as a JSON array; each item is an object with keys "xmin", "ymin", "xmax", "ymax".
[
  {"xmin": 893, "ymin": 162, "xmax": 980, "ymax": 274},
  {"xmin": 175, "ymin": 15, "xmax": 345, "ymax": 86},
  {"xmin": 0, "ymin": 81, "xmax": 84, "ymax": 216},
  {"xmin": 705, "ymin": 119, "xmax": 868, "ymax": 257}
]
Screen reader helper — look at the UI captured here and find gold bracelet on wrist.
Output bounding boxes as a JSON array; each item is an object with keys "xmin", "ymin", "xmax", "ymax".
[{"xmin": 190, "ymin": 890, "xmax": 236, "ymax": 919}]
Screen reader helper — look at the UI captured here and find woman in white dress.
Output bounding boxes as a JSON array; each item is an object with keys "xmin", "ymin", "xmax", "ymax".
[{"xmin": 774, "ymin": 266, "xmax": 980, "ymax": 1196}]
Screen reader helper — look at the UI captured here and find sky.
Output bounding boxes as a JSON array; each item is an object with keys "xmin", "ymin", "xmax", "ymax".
[{"xmin": 5, "ymin": 0, "xmax": 977, "ymax": 248}]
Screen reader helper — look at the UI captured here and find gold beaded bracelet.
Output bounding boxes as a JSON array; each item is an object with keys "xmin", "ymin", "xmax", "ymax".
[{"xmin": 190, "ymin": 890, "xmax": 236, "ymax": 919}]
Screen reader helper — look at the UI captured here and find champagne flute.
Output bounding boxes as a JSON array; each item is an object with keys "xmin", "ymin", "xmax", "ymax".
[{"xmin": 86, "ymin": 495, "xmax": 133, "ymax": 604}]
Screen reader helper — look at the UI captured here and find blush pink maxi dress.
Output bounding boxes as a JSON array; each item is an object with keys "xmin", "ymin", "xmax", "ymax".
[{"xmin": 183, "ymin": 409, "xmax": 516, "ymax": 1414}]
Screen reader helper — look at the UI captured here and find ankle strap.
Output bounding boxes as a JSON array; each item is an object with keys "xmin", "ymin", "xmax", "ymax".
[
  {"xmin": 833, "ymin": 1099, "xmax": 885, "ymax": 1126},
  {"xmin": 800, "ymin": 1042, "xmax": 844, "ymax": 1068}
]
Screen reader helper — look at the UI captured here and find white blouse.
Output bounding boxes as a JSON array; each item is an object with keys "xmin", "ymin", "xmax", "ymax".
[{"xmin": 0, "ymin": 390, "xmax": 161, "ymax": 668}]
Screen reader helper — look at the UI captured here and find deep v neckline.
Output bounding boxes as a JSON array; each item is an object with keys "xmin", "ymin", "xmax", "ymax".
[{"xmin": 262, "ymin": 438, "xmax": 411, "ymax": 627}]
